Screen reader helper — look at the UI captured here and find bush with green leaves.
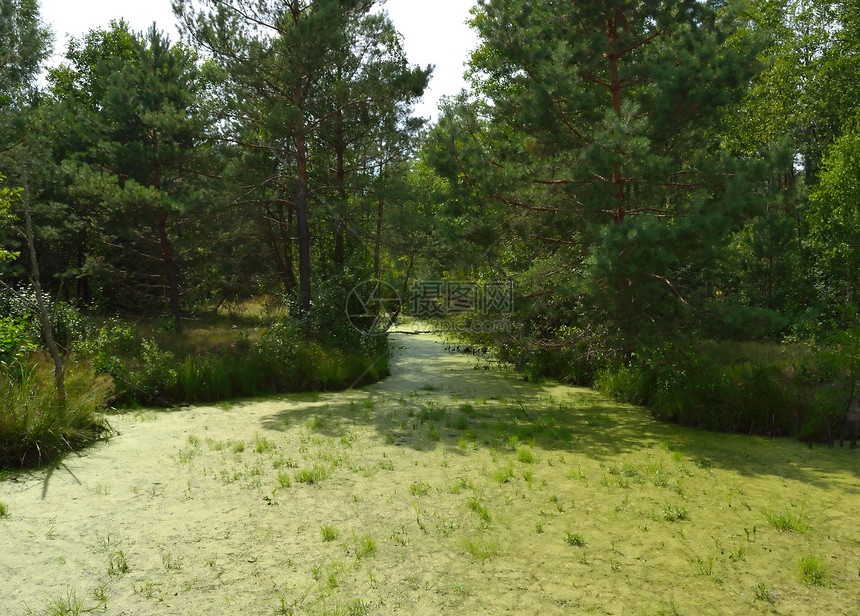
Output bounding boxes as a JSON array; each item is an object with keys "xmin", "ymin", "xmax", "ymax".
[
  {"xmin": 796, "ymin": 316, "xmax": 860, "ymax": 446},
  {"xmin": 76, "ymin": 318, "xmax": 139, "ymax": 380},
  {"xmin": 596, "ymin": 342, "xmax": 809, "ymax": 439},
  {"xmin": 0, "ymin": 314, "xmax": 37, "ymax": 365},
  {"xmin": 0, "ymin": 356, "xmax": 113, "ymax": 468},
  {"xmin": 0, "ymin": 285, "xmax": 85, "ymax": 356},
  {"xmin": 78, "ymin": 316, "xmax": 389, "ymax": 406}
]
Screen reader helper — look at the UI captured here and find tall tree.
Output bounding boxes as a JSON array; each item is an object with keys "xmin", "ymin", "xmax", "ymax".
[
  {"xmin": 724, "ymin": 0, "xmax": 860, "ymax": 183},
  {"xmin": 0, "ymin": 0, "xmax": 65, "ymax": 396},
  {"xmin": 807, "ymin": 126, "xmax": 860, "ymax": 312},
  {"xmin": 313, "ymin": 11, "xmax": 429, "ymax": 275},
  {"xmin": 431, "ymin": 0, "xmax": 764, "ymax": 353},
  {"xmin": 0, "ymin": 0, "xmax": 51, "ymax": 149},
  {"xmin": 49, "ymin": 22, "xmax": 210, "ymax": 331},
  {"xmin": 174, "ymin": 0, "xmax": 429, "ymax": 318},
  {"xmin": 719, "ymin": 1, "xmax": 860, "ymax": 316}
]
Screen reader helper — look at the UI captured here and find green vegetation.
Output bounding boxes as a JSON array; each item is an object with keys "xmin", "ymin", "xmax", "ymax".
[
  {"xmin": 0, "ymin": 358, "xmax": 112, "ymax": 468},
  {"xmin": 80, "ymin": 315, "xmax": 389, "ymax": 407},
  {"xmin": 765, "ymin": 510, "xmax": 810, "ymax": 533},
  {"xmin": 1, "ymin": 3, "xmax": 860, "ymax": 612},
  {"xmin": 751, "ymin": 582, "xmax": 774, "ymax": 603},
  {"xmin": 1, "ymin": 0, "xmax": 859, "ymax": 468},
  {"xmin": 409, "ymin": 481, "xmax": 431, "ymax": 497},
  {"xmin": 161, "ymin": 552, "xmax": 183, "ymax": 572},
  {"xmin": 353, "ymin": 534, "xmax": 377, "ymax": 559},
  {"xmin": 295, "ymin": 464, "xmax": 334, "ymax": 485},
  {"xmin": 661, "ymin": 504, "xmax": 689, "ymax": 523},
  {"xmin": 276, "ymin": 471, "xmax": 292, "ymax": 489},
  {"xmin": 0, "ymin": 299, "xmax": 388, "ymax": 469},
  {"xmin": 461, "ymin": 535, "xmax": 500, "ymax": 561},
  {"xmin": 563, "ymin": 531, "xmax": 585, "ymax": 547},
  {"xmin": 24, "ymin": 589, "xmax": 87, "ymax": 616},
  {"xmin": 2, "ymin": 334, "xmax": 858, "ymax": 614},
  {"xmin": 467, "ymin": 496, "xmax": 491, "ymax": 524},
  {"xmin": 107, "ymin": 551, "xmax": 129, "ymax": 577},
  {"xmin": 415, "ymin": 0, "xmax": 860, "ymax": 446},
  {"xmin": 798, "ymin": 555, "xmax": 827, "ymax": 586}
]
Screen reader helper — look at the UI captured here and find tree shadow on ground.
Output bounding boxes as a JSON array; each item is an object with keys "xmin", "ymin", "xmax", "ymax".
[{"xmin": 254, "ymin": 332, "xmax": 859, "ymax": 495}]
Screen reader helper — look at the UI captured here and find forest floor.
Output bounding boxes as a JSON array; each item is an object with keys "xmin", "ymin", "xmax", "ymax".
[{"xmin": 1, "ymin": 327, "xmax": 858, "ymax": 615}]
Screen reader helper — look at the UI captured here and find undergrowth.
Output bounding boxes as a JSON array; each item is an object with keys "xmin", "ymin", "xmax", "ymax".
[
  {"xmin": 0, "ymin": 356, "xmax": 113, "ymax": 469},
  {"xmin": 80, "ymin": 318, "xmax": 389, "ymax": 406}
]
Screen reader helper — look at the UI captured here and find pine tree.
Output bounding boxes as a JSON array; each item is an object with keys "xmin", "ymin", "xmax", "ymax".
[
  {"xmin": 50, "ymin": 22, "xmax": 210, "ymax": 331},
  {"xmin": 174, "ymin": 0, "xmax": 429, "ymax": 321},
  {"xmin": 438, "ymin": 0, "xmax": 765, "ymax": 352}
]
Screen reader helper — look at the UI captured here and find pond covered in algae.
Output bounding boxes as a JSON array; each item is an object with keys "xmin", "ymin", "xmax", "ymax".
[{"xmin": 1, "ymin": 329, "xmax": 858, "ymax": 615}]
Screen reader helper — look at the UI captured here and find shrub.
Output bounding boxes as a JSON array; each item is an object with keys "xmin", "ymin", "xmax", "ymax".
[
  {"xmin": 800, "ymin": 319, "xmax": 860, "ymax": 446},
  {"xmin": 77, "ymin": 316, "xmax": 389, "ymax": 407},
  {"xmin": 0, "ymin": 286, "xmax": 85, "ymax": 354},
  {"xmin": 596, "ymin": 344, "xmax": 804, "ymax": 438},
  {"xmin": 593, "ymin": 364, "xmax": 652, "ymax": 406},
  {"xmin": 0, "ymin": 356, "xmax": 113, "ymax": 469},
  {"xmin": 0, "ymin": 314, "xmax": 37, "ymax": 365}
]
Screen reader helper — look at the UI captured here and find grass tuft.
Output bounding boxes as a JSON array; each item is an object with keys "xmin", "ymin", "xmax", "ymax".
[
  {"xmin": 564, "ymin": 531, "xmax": 585, "ymax": 547},
  {"xmin": 516, "ymin": 447, "xmax": 536, "ymax": 464},
  {"xmin": 798, "ymin": 555, "xmax": 826, "ymax": 585},
  {"xmin": 1, "ymin": 358, "xmax": 113, "ymax": 469},
  {"xmin": 355, "ymin": 534, "xmax": 377, "ymax": 558},
  {"xmin": 107, "ymin": 551, "xmax": 129, "ymax": 577},
  {"xmin": 320, "ymin": 526, "xmax": 339, "ymax": 542},
  {"xmin": 662, "ymin": 504, "xmax": 688, "ymax": 522},
  {"xmin": 751, "ymin": 582, "xmax": 774, "ymax": 603},
  {"xmin": 162, "ymin": 552, "xmax": 182, "ymax": 571},
  {"xmin": 461, "ymin": 535, "xmax": 500, "ymax": 560},
  {"xmin": 409, "ymin": 481, "xmax": 431, "ymax": 496},
  {"xmin": 295, "ymin": 464, "xmax": 333, "ymax": 484},
  {"xmin": 254, "ymin": 434, "xmax": 276, "ymax": 453},
  {"xmin": 467, "ymin": 496, "xmax": 491, "ymax": 524},
  {"xmin": 276, "ymin": 470, "xmax": 292, "ymax": 488},
  {"xmin": 493, "ymin": 462, "xmax": 515, "ymax": 483},
  {"xmin": 765, "ymin": 510, "xmax": 809, "ymax": 532},
  {"xmin": 26, "ymin": 588, "xmax": 87, "ymax": 615}
]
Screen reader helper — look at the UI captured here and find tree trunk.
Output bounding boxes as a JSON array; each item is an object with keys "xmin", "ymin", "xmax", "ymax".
[
  {"xmin": 150, "ymin": 128, "xmax": 182, "ymax": 333},
  {"xmin": 280, "ymin": 202, "xmax": 297, "ymax": 293},
  {"xmin": 294, "ymin": 126, "xmax": 312, "ymax": 316},
  {"xmin": 333, "ymin": 108, "xmax": 347, "ymax": 270},
  {"xmin": 607, "ymin": 9, "xmax": 633, "ymax": 355},
  {"xmin": 263, "ymin": 204, "xmax": 295, "ymax": 295},
  {"xmin": 76, "ymin": 226, "xmax": 91, "ymax": 304},
  {"xmin": 20, "ymin": 158, "xmax": 65, "ymax": 401},
  {"xmin": 155, "ymin": 207, "xmax": 182, "ymax": 333},
  {"xmin": 374, "ymin": 167, "xmax": 384, "ymax": 279}
]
